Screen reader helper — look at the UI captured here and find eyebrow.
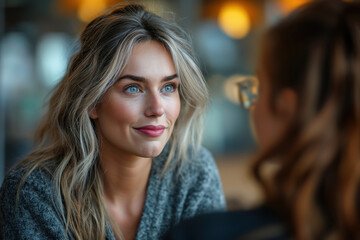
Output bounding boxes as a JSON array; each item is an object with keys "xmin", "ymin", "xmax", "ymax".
[{"xmin": 118, "ymin": 74, "xmax": 178, "ymax": 82}]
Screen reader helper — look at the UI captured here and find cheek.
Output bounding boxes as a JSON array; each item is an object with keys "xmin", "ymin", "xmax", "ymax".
[
  {"xmin": 99, "ymin": 96, "xmax": 140, "ymax": 126},
  {"xmin": 252, "ymin": 98, "xmax": 275, "ymax": 149},
  {"xmin": 252, "ymin": 101, "xmax": 264, "ymax": 141},
  {"xmin": 252, "ymin": 100, "xmax": 285, "ymax": 150},
  {"xmin": 166, "ymin": 95, "xmax": 181, "ymax": 122}
]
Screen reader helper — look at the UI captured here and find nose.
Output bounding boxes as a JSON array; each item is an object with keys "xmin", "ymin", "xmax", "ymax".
[{"xmin": 144, "ymin": 91, "xmax": 165, "ymax": 118}]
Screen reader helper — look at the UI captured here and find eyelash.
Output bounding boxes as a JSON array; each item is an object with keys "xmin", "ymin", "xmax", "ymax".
[
  {"xmin": 162, "ymin": 83, "xmax": 177, "ymax": 93},
  {"xmin": 124, "ymin": 84, "xmax": 142, "ymax": 94},
  {"xmin": 123, "ymin": 83, "xmax": 178, "ymax": 94}
]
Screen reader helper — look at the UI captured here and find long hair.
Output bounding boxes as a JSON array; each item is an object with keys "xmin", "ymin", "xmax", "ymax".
[
  {"xmin": 16, "ymin": 4, "xmax": 208, "ymax": 239},
  {"xmin": 253, "ymin": 1, "xmax": 360, "ymax": 239}
]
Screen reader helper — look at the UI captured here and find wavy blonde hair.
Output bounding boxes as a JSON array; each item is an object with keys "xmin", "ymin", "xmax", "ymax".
[
  {"xmin": 16, "ymin": 4, "xmax": 208, "ymax": 239},
  {"xmin": 253, "ymin": 1, "xmax": 360, "ymax": 239}
]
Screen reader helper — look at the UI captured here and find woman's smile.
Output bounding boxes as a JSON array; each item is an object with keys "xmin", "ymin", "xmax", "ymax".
[{"xmin": 134, "ymin": 125, "xmax": 167, "ymax": 137}]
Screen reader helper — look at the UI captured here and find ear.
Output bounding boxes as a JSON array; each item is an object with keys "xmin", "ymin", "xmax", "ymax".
[
  {"xmin": 276, "ymin": 88, "xmax": 297, "ymax": 123},
  {"xmin": 89, "ymin": 107, "xmax": 98, "ymax": 119}
]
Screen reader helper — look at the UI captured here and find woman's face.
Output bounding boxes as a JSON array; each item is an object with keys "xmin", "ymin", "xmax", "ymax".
[{"xmin": 91, "ymin": 40, "xmax": 180, "ymax": 159}]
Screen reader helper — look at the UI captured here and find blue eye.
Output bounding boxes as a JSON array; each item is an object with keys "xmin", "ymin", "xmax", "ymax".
[
  {"xmin": 125, "ymin": 86, "xmax": 140, "ymax": 93},
  {"xmin": 162, "ymin": 84, "xmax": 175, "ymax": 93}
]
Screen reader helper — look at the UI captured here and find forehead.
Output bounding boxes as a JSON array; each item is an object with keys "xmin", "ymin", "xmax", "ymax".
[{"xmin": 121, "ymin": 40, "xmax": 176, "ymax": 77}]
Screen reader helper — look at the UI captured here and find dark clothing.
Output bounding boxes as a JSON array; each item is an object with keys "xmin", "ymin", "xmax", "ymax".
[{"xmin": 165, "ymin": 205, "xmax": 290, "ymax": 240}]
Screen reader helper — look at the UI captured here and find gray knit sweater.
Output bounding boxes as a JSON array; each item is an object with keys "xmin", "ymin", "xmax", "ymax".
[{"xmin": 0, "ymin": 146, "xmax": 226, "ymax": 240}]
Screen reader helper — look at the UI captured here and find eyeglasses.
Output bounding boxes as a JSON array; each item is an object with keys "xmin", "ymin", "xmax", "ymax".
[{"xmin": 236, "ymin": 76, "xmax": 259, "ymax": 110}]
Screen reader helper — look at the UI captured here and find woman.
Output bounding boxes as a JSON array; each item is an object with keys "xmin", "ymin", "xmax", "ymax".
[
  {"xmin": 0, "ymin": 4, "xmax": 225, "ymax": 240},
  {"xmin": 166, "ymin": 0, "xmax": 360, "ymax": 239}
]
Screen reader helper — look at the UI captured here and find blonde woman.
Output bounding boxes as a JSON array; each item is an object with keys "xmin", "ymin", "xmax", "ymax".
[{"xmin": 0, "ymin": 4, "xmax": 225, "ymax": 240}]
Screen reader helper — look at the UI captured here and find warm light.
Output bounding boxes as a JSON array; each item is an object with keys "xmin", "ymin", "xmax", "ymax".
[
  {"xmin": 224, "ymin": 75, "xmax": 256, "ymax": 105},
  {"xmin": 277, "ymin": 0, "xmax": 313, "ymax": 14},
  {"xmin": 224, "ymin": 75, "xmax": 241, "ymax": 104},
  {"xmin": 218, "ymin": 3, "xmax": 250, "ymax": 39},
  {"xmin": 78, "ymin": 0, "xmax": 107, "ymax": 22}
]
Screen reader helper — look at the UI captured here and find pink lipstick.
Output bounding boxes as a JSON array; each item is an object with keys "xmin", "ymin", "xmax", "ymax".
[{"xmin": 134, "ymin": 125, "xmax": 166, "ymax": 137}]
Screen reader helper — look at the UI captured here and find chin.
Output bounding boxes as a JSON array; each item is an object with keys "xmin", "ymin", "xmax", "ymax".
[
  {"xmin": 138, "ymin": 151, "xmax": 162, "ymax": 159},
  {"xmin": 137, "ymin": 145, "xmax": 164, "ymax": 158}
]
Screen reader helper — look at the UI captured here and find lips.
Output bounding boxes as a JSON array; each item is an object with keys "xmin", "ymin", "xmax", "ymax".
[{"xmin": 134, "ymin": 125, "xmax": 166, "ymax": 137}]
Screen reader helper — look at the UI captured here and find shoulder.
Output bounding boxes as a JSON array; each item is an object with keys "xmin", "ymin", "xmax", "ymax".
[
  {"xmin": 180, "ymin": 146, "xmax": 218, "ymax": 179},
  {"xmin": 0, "ymin": 164, "xmax": 55, "ymax": 216},
  {"xmin": 153, "ymin": 144, "xmax": 218, "ymax": 178},
  {"xmin": 182, "ymin": 146, "xmax": 224, "ymax": 201},
  {"xmin": 174, "ymin": 146, "xmax": 226, "ymax": 215},
  {"xmin": 165, "ymin": 205, "xmax": 289, "ymax": 240},
  {"xmin": 0, "ymin": 164, "xmax": 67, "ymax": 239},
  {"xmin": 1, "ymin": 165, "xmax": 53, "ymax": 200}
]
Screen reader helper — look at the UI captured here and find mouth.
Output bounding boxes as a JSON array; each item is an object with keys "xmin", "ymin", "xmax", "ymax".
[{"xmin": 134, "ymin": 125, "xmax": 166, "ymax": 137}]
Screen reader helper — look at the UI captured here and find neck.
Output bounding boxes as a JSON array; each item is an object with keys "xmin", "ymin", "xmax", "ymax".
[{"xmin": 100, "ymin": 150, "xmax": 152, "ymax": 206}]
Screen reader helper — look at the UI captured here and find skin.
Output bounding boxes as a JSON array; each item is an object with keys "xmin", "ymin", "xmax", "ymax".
[
  {"xmin": 90, "ymin": 40, "xmax": 180, "ymax": 240},
  {"xmin": 252, "ymin": 68, "xmax": 297, "ymax": 152}
]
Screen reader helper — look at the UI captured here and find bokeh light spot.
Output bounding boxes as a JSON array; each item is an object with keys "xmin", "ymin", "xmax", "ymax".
[
  {"xmin": 78, "ymin": 0, "xmax": 107, "ymax": 22},
  {"xmin": 218, "ymin": 2, "xmax": 250, "ymax": 39}
]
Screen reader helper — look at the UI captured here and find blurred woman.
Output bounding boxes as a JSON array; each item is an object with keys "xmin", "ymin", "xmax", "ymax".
[
  {"xmin": 0, "ymin": 4, "xmax": 225, "ymax": 240},
  {"xmin": 166, "ymin": 0, "xmax": 360, "ymax": 239}
]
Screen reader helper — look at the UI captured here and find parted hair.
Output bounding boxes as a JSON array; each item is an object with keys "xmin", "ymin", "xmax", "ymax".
[
  {"xmin": 253, "ymin": 0, "xmax": 360, "ymax": 239},
  {"xmin": 16, "ymin": 4, "xmax": 208, "ymax": 239}
]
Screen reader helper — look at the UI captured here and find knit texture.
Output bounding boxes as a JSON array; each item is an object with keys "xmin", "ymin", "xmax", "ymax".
[{"xmin": 0, "ymin": 146, "xmax": 226, "ymax": 240}]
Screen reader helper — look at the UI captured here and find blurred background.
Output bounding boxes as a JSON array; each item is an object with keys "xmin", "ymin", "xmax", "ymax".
[{"xmin": 0, "ymin": 0, "xmax": 312, "ymax": 208}]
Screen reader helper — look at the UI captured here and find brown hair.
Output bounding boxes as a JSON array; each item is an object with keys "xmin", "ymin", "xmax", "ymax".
[{"xmin": 253, "ymin": 0, "xmax": 360, "ymax": 239}]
